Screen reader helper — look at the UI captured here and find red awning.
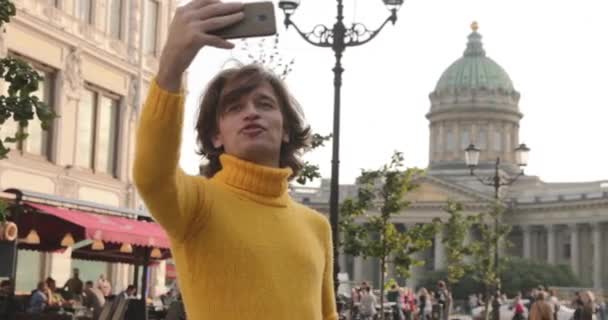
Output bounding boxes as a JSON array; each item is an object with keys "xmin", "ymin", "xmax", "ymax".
[{"xmin": 26, "ymin": 202, "xmax": 170, "ymax": 249}]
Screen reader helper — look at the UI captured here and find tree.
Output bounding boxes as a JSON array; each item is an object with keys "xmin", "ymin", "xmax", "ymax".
[
  {"xmin": 340, "ymin": 151, "xmax": 440, "ymax": 320},
  {"xmin": 0, "ymin": 0, "xmax": 57, "ymax": 221},
  {"xmin": 234, "ymin": 35, "xmax": 330, "ymax": 185},
  {"xmin": 441, "ymin": 200, "xmax": 511, "ymax": 320},
  {"xmin": 442, "ymin": 200, "xmax": 475, "ymax": 285}
]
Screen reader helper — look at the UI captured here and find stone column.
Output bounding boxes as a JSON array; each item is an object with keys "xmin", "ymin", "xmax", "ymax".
[
  {"xmin": 569, "ymin": 224, "xmax": 580, "ymax": 276},
  {"xmin": 546, "ymin": 225, "xmax": 556, "ymax": 264},
  {"xmin": 434, "ymin": 230, "xmax": 445, "ymax": 270},
  {"xmin": 522, "ymin": 225, "xmax": 532, "ymax": 259},
  {"xmin": 592, "ymin": 224, "xmax": 602, "ymax": 289}
]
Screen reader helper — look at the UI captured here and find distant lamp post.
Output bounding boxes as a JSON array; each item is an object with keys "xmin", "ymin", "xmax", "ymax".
[
  {"xmin": 278, "ymin": 0, "xmax": 404, "ymax": 293},
  {"xmin": 464, "ymin": 143, "xmax": 531, "ymax": 311}
]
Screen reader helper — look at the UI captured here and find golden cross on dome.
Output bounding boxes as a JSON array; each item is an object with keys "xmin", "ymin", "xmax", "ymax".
[{"xmin": 471, "ymin": 21, "xmax": 479, "ymax": 32}]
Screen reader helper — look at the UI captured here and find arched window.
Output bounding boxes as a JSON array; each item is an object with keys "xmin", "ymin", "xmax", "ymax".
[
  {"xmin": 447, "ymin": 130, "xmax": 455, "ymax": 151},
  {"xmin": 493, "ymin": 131, "xmax": 502, "ymax": 151},
  {"xmin": 461, "ymin": 130, "xmax": 470, "ymax": 150},
  {"xmin": 477, "ymin": 127, "xmax": 487, "ymax": 149}
]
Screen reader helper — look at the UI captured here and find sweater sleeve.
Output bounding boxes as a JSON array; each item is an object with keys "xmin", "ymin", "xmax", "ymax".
[
  {"xmin": 321, "ymin": 218, "xmax": 338, "ymax": 320},
  {"xmin": 133, "ymin": 80, "xmax": 206, "ymax": 241}
]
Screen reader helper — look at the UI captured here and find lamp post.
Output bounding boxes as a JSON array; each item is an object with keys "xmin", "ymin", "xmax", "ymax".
[
  {"xmin": 464, "ymin": 143, "xmax": 530, "ymax": 317},
  {"xmin": 278, "ymin": 0, "xmax": 404, "ymax": 293}
]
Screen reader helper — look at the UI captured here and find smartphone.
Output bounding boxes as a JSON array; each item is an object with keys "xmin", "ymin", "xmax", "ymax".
[{"xmin": 212, "ymin": 2, "xmax": 277, "ymax": 39}]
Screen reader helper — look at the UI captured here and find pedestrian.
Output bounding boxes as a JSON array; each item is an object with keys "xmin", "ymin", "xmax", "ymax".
[
  {"xmin": 388, "ymin": 284, "xmax": 405, "ymax": 320},
  {"xmin": 529, "ymin": 292, "xmax": 553, "ymax": 320},
  {"xmin": 547, "ymin": 289, "xmax": 560, "ymax": 320},
  {"xmin": 580, "ymin": 291, "xmax": 595, "ymax": 320},
  {"xmin": 512, "ymin": 294, "xmax": 526, "ymax": 320},
  {"xmin": 419, "ymin": 288, "xmax": 431, "ymax": 320},
  {"xmin": 132, "ymin": 1, "xmax": 337, "ymax": 319},
  {"xmin": 359, "ymin": 286, "xmax": 377, "ymax": 320}
]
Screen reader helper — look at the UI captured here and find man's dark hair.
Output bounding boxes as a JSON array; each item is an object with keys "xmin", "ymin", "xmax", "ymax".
[
  {"xmin": 364, "ymin": 286, "xmax": 371, "ymax": 293},
  {"xmin": 127, "ymin": 285, "xmax": 136, "ymax": 291},
  {"xmin": 85, "ymin": 281, "xmax": 94, "ymax": 286},
  {"xmin": 195, "ymin": 64, "xmax": 311, "ymax": 179}
]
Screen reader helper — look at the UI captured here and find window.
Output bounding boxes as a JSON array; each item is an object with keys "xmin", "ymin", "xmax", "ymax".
[
  {"xmin": 16, "ymin": 250, "xmax": 43, "ymax": 293},
  {"xmin": 461, "ymin": 130, "xmax": 470, "ymax": 150},
  {"xmin": 493, "ymin": 131, "xmax": 502, "ymax": 151},
  {"xmin": 477, "ymin": 127, "xmax": 487, "ymax": 149},
  {"xmin": 75, "ymin": 87, "xmax": 120, "ymax": 176},
  {"xmin": 72, "ymin": 259, "xmax": 109, "ymax": 287},
  {"xmin": 564, "ymin": 243, "xmax": 571, "ymax": 259},
  {"xmin": 0, "ymin": 62, "xmax": 55, "ymax": 159},
  {"xmin": 144, "ymin": 0, "xmax": 159, "ymax": 55},
  {"xmin": 109, "ymin": 0, "xmax": 124, "ymax": 39},
  {"xmin": 75, "ymin": 0, "xmax": 94, "ymax": 24},
  {"xmin": 446, "ymin": 130, "xmax": 455, "ymax": 151}
]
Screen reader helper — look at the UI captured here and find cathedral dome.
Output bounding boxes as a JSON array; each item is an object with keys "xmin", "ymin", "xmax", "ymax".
[{"xmin": 435, "ymin": 22, "xmax": 514, "ymax": 93}]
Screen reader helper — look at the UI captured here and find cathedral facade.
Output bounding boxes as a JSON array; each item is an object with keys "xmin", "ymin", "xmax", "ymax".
[{"xmin": 290, "ymin": 24, "xmax": 608, "ymax": 291}]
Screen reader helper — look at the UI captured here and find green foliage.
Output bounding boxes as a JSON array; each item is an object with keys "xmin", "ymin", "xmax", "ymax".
[
  {"xmin": 0, "ymin": 0, "xmax": 57, "ymax": 159},
  {"xmin": 295, "ymin": 133, "xmax": 332, "ymax": 185},
  {"xmin": 421, "ymin": 259, "xmax": 582, "ymax": 300},
  {"xmin": 0, "ymin": 0, "xmax": 16, "ymax": 28},
  {"xmin": 500, "ymin": 257, "xmax": 582, "ymax": 296},
  {"xmin": 340, "ymin": 151, "xmax": 440, "ymax": 320},
  {"xmin": 442, "ymin": 200, "xmax": 476, "ymax": 284}
]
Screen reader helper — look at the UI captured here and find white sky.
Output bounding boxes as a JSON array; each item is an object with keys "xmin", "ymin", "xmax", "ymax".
[{"xmin": 179, "ymin": 0, "xmax": 608, "ymax": 186}]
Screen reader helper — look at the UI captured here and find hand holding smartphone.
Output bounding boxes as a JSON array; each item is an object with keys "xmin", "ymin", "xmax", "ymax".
[{"xmin": 211, "ymin": 2, "xmax": 277, "ymax": 39}]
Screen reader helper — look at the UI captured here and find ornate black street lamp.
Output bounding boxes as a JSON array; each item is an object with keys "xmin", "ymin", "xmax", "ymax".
[
  {"xmin": 464, "ymin": 143, "xmax": 530, "ymax": 315},
  {"xmin": 278, "ymin": 0, "xmax": 404, "ymax": 294}
]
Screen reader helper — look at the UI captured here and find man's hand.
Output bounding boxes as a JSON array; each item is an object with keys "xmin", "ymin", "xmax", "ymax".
[{"xmin": 157, "ymin": 0, "xmax": 244, "ymax": 92}]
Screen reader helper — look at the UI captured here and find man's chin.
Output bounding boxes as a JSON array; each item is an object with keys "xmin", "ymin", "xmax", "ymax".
[{"xmin": 234, "ymin": 147, "xmax": 280, "ymax": 167}]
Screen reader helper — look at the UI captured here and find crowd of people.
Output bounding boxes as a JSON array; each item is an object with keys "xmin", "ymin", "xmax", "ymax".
[
  {"xmin": 347, "ymin": 280, "xmax": 453, "ymax": 320},
  {"xmin": 0, "ymin": 268, "xmax": 135, "ymax": 319},
  {"xmin": 465, "ymin": 286, "xmax": 607, "ymax": 320}
]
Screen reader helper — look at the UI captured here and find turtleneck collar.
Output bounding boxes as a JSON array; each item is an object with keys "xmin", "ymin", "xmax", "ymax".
[{"xmin": 213, "ymin": 154, "xmax": 293, "ymax": 206}]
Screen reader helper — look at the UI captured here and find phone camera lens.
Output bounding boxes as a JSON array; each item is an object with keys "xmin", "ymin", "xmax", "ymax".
[{"xmin": 258, "ymin": 14, "xmax": 267, "ymax": 21}]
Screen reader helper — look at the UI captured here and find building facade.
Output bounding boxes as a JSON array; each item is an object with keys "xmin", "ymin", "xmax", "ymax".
[
  {"xmin": 291, "ymin": 23, "xmax": 608, "ymax": 291},
  {"xmin": 0, "ymin": 0, "xmax": 178, "ymax": 295}
]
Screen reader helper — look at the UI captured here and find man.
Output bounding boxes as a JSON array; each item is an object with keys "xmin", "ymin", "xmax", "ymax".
[
  {"xmin": 547, "ymin": 289, "xmax": 561, "ymax": 320},
  {"xmin": 120, "ymin": 285, "xmax": 136, "ymax": 300},
  {"xmin": 27, "ymin": 281, "xmax": 48, "ymax": 313},
  {"xmin": 63, "ymin": 268, "xmax": 83, "ymax": 299},
  {"xmin": 434, "ymin": 281, "xmax": 451, "ymax": 320},
  {"xmin": 84, "ymin": 281, "xmax": 105, "ymax": 320},
  {"xmin": 132, "ymin": 1, "xmax": 337, "ymax": 319}
]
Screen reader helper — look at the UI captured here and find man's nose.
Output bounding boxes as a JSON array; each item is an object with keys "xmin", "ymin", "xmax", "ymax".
[{"xmin": 243, "ymin": 101, "xmax": 260, "ymax": 119}]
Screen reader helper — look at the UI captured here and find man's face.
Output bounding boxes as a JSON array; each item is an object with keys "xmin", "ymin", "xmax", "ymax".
[{"xmin": 213, "ymin": 81, "xmax": 287, "ymax": 167}]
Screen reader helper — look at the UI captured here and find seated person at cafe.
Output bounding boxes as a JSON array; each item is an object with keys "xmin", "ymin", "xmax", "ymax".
[
  {"xmin": 83, "ymin": 281, "xmax": 105, "ymax": 319},
  {"xmin": 28, "ymin": 281, "xmax": 48, "ymax": 313},
  {"xmin": 45, "ymin": 277, "xmax": 66, "ymax": 308}
]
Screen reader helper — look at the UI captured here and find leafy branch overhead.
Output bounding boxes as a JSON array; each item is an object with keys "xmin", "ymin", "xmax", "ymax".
[
  {"xmin": 0, "ymin": 0, "xmax": 57, "ymax": 159},
  {"xmin": 340, "ymin": 151, "xmax": 440, "ymax": 320}
]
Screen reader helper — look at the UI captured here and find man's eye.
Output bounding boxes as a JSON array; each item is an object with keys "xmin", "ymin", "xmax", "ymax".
[
  {"xmin": 226, "ymin": 104, "xmax": 241, "ymax": 112},
  {"xmin": 259, "ymin": 102, "xmax": 275, "ymax": 109}
]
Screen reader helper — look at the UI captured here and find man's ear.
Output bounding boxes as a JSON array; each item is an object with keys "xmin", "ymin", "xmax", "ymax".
[
  {"xmin": 212, "ymin": 134, "xmax": 223, "ymax": 149},
  {"xmin": 282, "ymin": 131, "xmax": 290, "ymax": 143}
]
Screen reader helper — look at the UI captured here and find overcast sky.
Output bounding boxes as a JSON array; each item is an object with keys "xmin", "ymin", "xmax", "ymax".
[{"xmin": 178, "ymin": 0, "xmax": 608, "ymax": 186}]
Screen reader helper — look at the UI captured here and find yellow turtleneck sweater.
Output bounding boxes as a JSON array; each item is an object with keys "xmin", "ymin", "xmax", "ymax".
[{"xmin": 133, "ymin": 80, "xmax": 338, "ymax": 320}]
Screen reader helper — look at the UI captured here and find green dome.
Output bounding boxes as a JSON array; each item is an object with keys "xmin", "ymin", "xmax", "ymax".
[{"xmin": 435, "ymin": 28, "xmax": 514, "ymax": 92}]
